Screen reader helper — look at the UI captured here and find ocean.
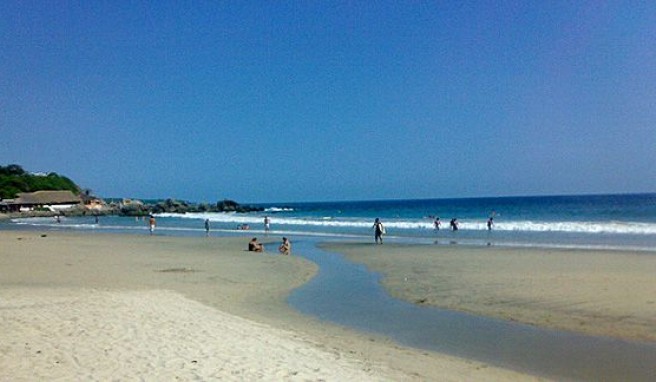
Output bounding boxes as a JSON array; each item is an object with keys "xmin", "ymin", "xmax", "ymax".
[{"xmin": 8, "ymin": 193, "xmax": 656, "ymax": 251}]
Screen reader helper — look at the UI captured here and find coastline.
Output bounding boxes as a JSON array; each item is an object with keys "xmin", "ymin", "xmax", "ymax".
[
  {"xmin": 0, "ymin": 230, "xmax": 536, "ymax": 381},
  {"xmin": 322, "ymin": 242, "xmax": 656, "ymax": 343}
]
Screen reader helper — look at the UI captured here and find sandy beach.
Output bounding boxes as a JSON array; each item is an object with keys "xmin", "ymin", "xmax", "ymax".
[
  {"xmin": 323, "ymin": 242, "xmax": 656, "ymax": 343},
  {"xmin": 0, "ymin": 231, "xmax": 535, "ymax": 381}
]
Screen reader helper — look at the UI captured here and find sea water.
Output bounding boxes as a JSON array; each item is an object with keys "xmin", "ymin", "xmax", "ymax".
[
  {"xmin": 13, "ymin": 193, "xmax": 654, "ymax": 251},
  {"xmin": 168, "ymin": 193, "xmax": 656, "ymax": 250}
]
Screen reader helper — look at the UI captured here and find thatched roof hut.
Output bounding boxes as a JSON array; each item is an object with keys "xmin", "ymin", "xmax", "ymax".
[
  {"xmin": 1, "ymin": 190, "xmax": 82, "ymax": 212},
  {"xmin": 15, "ymin": 191, "xmax": 81, "ymax": 204}
]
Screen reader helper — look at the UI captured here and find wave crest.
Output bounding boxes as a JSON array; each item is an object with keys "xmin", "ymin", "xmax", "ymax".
[{"xmin": 154, "ymin": 213, "xmax": 656, "ymax": 235}]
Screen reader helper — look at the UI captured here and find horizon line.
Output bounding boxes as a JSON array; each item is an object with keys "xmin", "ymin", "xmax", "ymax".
[{"xmin": 100, "ymin": 191, "xmax": 656, "ymax": 206}]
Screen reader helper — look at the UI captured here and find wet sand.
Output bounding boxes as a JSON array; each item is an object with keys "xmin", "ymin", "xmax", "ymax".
[
  {"xmin": 0, "ymin": 231, "xmax": 534, "ymax": 381},
  {"xmin": 323, "ymin": 242, "xmax": 656, "ymax": 342}
]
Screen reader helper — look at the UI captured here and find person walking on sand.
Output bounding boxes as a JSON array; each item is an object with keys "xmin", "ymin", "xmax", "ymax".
[
  {"xmin": 204, "ymin": 219, "xmax": 210, "ymax": 236},
  {"xmin": 278, "ymin": 237, "xmax": 291, "ymax": 255},
  {"xmin": 149, "ymin": 215, "xmax": 156, "ymax": 235},
  {"xmin": 373, "ymin": 218, "xmax": 385, "ymax": 244}
]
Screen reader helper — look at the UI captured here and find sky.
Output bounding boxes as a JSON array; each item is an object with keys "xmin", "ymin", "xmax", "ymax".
[{"xmin": 1, "ymin": 1, "xmax": 655, "ymax": 203}]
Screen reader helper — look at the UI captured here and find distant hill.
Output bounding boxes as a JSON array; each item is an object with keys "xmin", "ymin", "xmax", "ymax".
[{"xmin": 0, "ymin": 164, "xmax": 80, "ymax": 199}]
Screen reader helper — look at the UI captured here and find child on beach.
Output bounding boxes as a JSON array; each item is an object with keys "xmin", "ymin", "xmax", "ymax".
[{"xmin": 278, "ymin": 237, "xmax": 291, "ymax": 255}]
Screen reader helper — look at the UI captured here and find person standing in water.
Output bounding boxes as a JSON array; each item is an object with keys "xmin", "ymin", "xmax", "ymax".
[
  {"xmin": 487, "ymin": 217, "xmax": 494, "ymax": 230},
  {"xmin": 148, "ymin": 215, "xmax": 156, "ymax": 235},
  {"xmin": 434, "ymin": 217, "xmax": 441, "ymax": 231},
  {"xmin": 264, "ymin": 216, "xmax": 271, "ymax": 234},
  {"xmin": 204, "ymin": 219, "xmax": 210, "ymax": 236},
  {"xmin": 373, "ymin": 218, "xmax": 385, "ymax": 244},
  {"xmin": 450, "ymin": 218, "xmax": 458, "ymax": 231}
]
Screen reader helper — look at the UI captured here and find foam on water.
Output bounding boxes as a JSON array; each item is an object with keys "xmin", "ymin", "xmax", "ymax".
[{"xmin": 156, "ymin": 212, "xmax": 656, "ymax": 236}]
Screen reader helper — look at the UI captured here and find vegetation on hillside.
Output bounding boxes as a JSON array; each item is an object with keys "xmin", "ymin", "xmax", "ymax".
[{"xmin": 0, "ymin": 164, "xmax": 80, "ymax": 199}]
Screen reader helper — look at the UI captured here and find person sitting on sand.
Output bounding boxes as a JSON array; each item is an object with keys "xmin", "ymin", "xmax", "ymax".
[
  {"xmin": 248, "ymin": 237, "xmax": 264, "ymax": 252},
  {"xmin": 278, "ymin": 237, "xmax": 291, "ymax": 255}
]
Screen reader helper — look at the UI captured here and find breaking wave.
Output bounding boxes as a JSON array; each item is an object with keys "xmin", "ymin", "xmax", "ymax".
[{"xmin": 155, "ymin": 213, "xmax": 656, "ymax": 236}]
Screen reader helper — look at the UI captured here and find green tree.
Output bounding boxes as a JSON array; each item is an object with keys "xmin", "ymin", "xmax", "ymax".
[{"xmin": 0, "ymin": 164, "xmax": 80, "ymax": 199}]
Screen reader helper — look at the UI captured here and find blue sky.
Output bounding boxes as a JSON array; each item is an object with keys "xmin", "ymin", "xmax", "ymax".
[{"xmin": 1, "ymin": 1, "xmax": 655, "ymax": 203}]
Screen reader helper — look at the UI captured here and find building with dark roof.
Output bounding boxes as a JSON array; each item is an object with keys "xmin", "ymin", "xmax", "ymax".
[{"xmin": 0, "ymin": 190, "xmax": 82, "ymax": 212}]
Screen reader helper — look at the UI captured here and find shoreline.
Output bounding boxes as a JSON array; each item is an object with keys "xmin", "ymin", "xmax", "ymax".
[
  {"xmin": 0, "ymin": 230, "xmax": 535, "ymax": 381},
  {"xmin": 323, "ymin": 241, "xmax": 656, "ymax": 343}
]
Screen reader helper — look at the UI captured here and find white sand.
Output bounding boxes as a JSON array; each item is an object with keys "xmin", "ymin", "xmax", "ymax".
[{"xmin": 0, "ymin": 288, "xmax": 391, "ymax": 381}]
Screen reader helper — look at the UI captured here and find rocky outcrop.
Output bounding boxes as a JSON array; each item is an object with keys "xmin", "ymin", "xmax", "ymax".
[
  {"xmin": 215, "ymin": 199, "xmax": 263, "ymax": 213},
  {"xmin": 117, "ymin": 199, "xmax": 263, "ymax": 216},
  {"xmin": 1, "ymin": 196, "xmax": 262, "ymax": 218}
]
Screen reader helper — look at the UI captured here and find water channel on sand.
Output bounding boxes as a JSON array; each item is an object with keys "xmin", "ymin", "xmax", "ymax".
[{"xmin": 288, "ymin": 239, "xmax": 656, "ymax": 381}]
